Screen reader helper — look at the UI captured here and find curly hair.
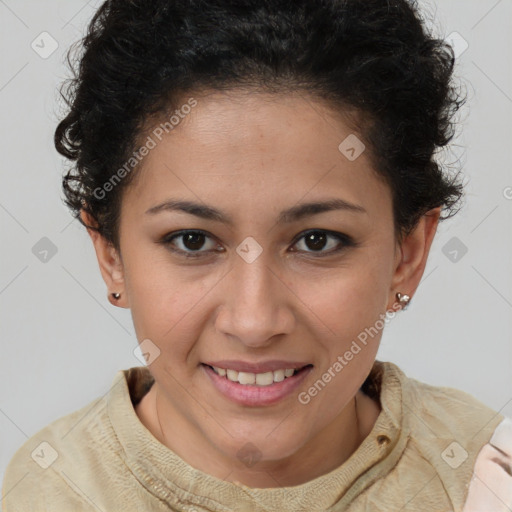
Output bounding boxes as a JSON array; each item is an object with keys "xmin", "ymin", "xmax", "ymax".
[{"xmin": 55, "ymin": 0, "xmax": 466, "ymax": 252}]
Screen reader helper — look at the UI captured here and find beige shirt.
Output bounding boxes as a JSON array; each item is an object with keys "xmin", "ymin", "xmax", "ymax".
[{"xmin": 2, "ymin": 361, "xmax": 510, "ymax": 511}]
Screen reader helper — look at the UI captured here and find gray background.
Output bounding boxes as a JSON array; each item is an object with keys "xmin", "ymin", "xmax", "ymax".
[{"xmin": 1, "ymin": 0, "xmax": 511, "ymax": 487}]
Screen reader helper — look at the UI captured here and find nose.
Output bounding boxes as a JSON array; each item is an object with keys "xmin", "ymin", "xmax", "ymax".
[{"xmin": 214, "ymin": 251, "xmax": 295, "ymax": 348}]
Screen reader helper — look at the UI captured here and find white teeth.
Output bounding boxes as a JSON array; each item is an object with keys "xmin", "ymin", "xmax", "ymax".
[
  {"xmin": 273, "ymin": 369, "xmax": 285, "ymax": 382},
  {"xmin": 238, "ymin": 372, "xmax": 255, "ymax": 385},
  {"xmin": 210, "ymin": 366, "xmax": 301, "ymax": 386},
  {"xmin": 255, "ymin": 372, "xmax": 274, "ymax": 386},
  {"xmin": 226, "ymin": 369, "xmax": 238, "ymax": 381}
]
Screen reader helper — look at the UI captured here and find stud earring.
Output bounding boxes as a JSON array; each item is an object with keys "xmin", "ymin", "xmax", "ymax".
[
  {"xmin": 111, "ymin": 292, "xmax": 121, "ymax": 300},
  {"xmin": 396, "ymin": 292, "xmax": 411, "ymax": 310}
]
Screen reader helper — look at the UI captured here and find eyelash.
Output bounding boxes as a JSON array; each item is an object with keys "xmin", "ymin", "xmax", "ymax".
[{"xmin": 159, "ymin": 229, "xmax": 357, "ymax": 259}]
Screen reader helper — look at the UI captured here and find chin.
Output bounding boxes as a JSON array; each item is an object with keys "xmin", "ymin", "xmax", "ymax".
[{"xmin": 216, "ymin": 430, "xmax": 304, "ymax": 466}]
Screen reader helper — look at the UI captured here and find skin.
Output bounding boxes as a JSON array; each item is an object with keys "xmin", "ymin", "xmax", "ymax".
[{"xmin": 82, "ymin": 90, "xmax": 440, "ymax": 488}]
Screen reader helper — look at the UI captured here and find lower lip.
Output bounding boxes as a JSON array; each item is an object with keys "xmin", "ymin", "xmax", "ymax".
[{"xmin": 201, "ymin": 364, "xmax": 313, "ymax": 406}]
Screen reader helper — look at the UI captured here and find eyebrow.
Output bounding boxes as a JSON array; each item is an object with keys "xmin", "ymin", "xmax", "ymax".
[{"xmin": 145, "ymin": 198, "xmax": 367, "ymax": 224}]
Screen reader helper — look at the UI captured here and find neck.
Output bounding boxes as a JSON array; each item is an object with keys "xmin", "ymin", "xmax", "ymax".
[{"xmin": 136, "ymin": 384, "xmax": 380, "ymax": 488}]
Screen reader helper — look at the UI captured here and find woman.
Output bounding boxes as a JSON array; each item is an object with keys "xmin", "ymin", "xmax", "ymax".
[{"xmin": 3, "ymin": 0, "xmax": 511, "ymax": 510}]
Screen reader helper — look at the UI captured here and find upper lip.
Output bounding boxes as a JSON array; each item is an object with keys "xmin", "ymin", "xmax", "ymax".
[{"xmin": 202, "ymin": 360, "xmax": 313, "ymax": 373}]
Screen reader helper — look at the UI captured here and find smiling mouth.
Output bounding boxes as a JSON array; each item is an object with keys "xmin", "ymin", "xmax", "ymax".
[{"xmin": 202, "ymin": 363, "xmax": 313, "ymax": 387}]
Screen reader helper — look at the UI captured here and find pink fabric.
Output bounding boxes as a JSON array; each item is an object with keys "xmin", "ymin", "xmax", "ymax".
[{"xmin": 462, "ymin": 417, "xmax": 512, "ymax": 512}]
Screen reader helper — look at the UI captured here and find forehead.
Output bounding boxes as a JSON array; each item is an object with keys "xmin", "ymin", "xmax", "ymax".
[{"xmin": 121, "ymin": 90, "xmax": 392, "ymax": 225}]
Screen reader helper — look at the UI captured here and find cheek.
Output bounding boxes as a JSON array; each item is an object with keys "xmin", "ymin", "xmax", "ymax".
[
  {"xmin": 292, "ymin": 259, "xmax": 388, "ymax": 337},
  {"xmin": 296, "ymin": 268, "xmax": 386, "ymax": 414},
  {"xmin": 123, "ymin": 253, "xmax": 212, "ymax": 353}
]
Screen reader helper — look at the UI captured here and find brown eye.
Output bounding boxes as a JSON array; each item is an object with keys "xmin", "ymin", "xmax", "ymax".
[
  {"xmin": 181, "ymin": 232, "xmax": 207, "ymax": 251},
  {"xmin": 292, "ymin": 230, "xmax": 353, "ymax": 255},
  {"xmin": 303, "ymin": 231, "xmax": 328, "ymax": 251},
  {"xmin": 163, "ymin": 230, "xmax": 219, "ymax": 257}
]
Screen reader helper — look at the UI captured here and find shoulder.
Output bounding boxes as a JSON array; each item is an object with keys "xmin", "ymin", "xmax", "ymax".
[
  {"xmin": 400, "ymin": 369, "xmax": 503, "ymax": 446},
  {"xmin": 388, "ymin": 363, "xmax": 508, "ymax": 509},
  {"xmin": 2, "ymin": 372, "xmax": 129, "ymax": 511},
  {"xmin": 375, "ymin": 361, "xmax": 502, "ymax": 441}
]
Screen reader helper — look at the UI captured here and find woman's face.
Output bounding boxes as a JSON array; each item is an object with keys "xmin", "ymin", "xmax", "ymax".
[{"xmin": 89, "ymin": 90, "xmax": 437, "ymax": 468}]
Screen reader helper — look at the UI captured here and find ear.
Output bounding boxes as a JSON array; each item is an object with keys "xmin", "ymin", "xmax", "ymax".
[
  {"xmin": 387, "ymin": 207, "xmax": 441, "ymax": 311},
  {"xmin": 80, "ymin": 209, "xmax": 129, "ymax": 308}
]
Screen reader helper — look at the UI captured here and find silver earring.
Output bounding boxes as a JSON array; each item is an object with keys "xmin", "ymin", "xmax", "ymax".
[
  {"xmin": 396, "ymin": 292, "xmax": 411, "ymax": 310},
  {"xmin": 111, "ymin": 292, "xmax": 121, "ymax": 300}
]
